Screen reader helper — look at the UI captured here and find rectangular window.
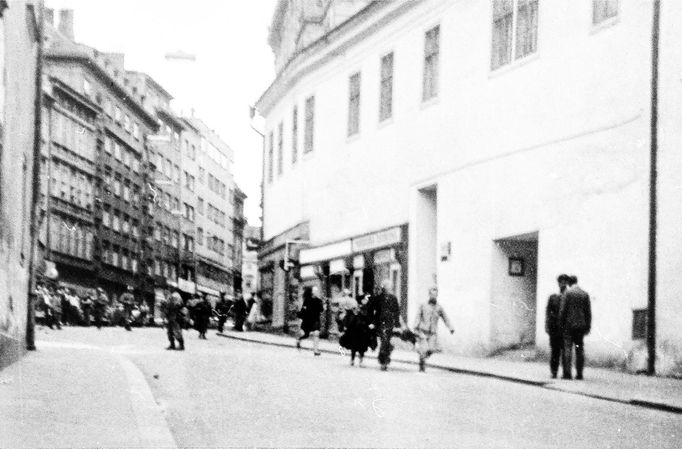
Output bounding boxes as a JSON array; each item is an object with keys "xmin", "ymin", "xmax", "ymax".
[
  {"xmin": 491, "ymin": 0, "xmax": 538, "ymax": 70},
  {"xmin": 112, "ymin": 213, "xmax": 120, "ymax": 232},
  {"xmin": 133, "ymin": 122, "xmax": 140, "ymax": 140},
  {"xmin": 124, "ymin": 115, "xmax": 131, "ymax": 133},
  {"xmin": 268, "ymin": 132, "xmax": 274, "ymax": 183},
  {"xmin": 83, "ymin": 78, "xmax": 92, "ymax": 97},
  {"xmin": 380, "ymin": 52, "xmax": 394, "ymax": 121},
  {"xmin": 348, "ymin": 72, "xmax": 361, "ymax": 136},
  {"xmin": 423, "ymin": 26, "xmax": 440, "ymax": 101},
  {"xmin": 172, "ymin": 231, "xmax": 179, "ymax": 249},
  {"xmin": 115, "ymin": 106, "xmax": 122, "ymax": 124},
  {"xmin": 593, "ymin": 0, "xmax": 618, "ymax": 25},
  {"xmin": 197, "ymin": 227, "xmax": 203, "ymax": 246},
  {"xmin": 184, "ymin": 203, "xmax": 195, "ymax": 221},
  {"xmin": 277, "ymin": 121, "xmax": 284, "ymax": 175},
  {"xmin": 197, "ymin": 197, "xmax": 204, "ymax": 215},
  {"xmin": 114, "ymin": 142, "xmax": 122, "ymax": 161},
  {"xmin": 304, "ymin": 96, "xmax": 315, "ymax": 153},
  {"xmin": 291, "ymin": 106, "xmax": 298, "ymax": 164}
]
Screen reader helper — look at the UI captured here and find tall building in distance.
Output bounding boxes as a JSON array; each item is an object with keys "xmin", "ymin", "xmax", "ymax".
[
  {"xmin": 256, "ymin": 0, "xmax": 682, "ymax": 375},
  {"xmin": 185, "ymin": 117, "xmax": 236, "ymax": 301},
  {"xmin": 0, "ymin": 0, "xmax": 42, "ymax": 368},
  {"xmin": 36, "ymin": 8, "xmax": 243, "ymax": 309}
]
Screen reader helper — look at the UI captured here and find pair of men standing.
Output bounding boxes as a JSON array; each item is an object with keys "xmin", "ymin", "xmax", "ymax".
[{"xmin": 546, "ymin": 274, "xmax": 592, "ymax": 379}]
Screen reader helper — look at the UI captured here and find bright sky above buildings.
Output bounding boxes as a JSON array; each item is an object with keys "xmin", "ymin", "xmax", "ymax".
[{"xmin": 46, "ymin": 0, "xmax": 278, "ymax": 226}]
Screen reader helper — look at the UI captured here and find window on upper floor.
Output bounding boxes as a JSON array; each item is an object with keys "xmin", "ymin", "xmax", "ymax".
[
  {"xmin": 304, "ymin": 96, "xmax": 315, "ymax": 153},
  {"xmin": 593, "ymin": 0, "xmax": 618, "ymax": 25},
  {"xmin": 380, "ymin": 52, "xmax": 394, "ymax": 121},
  {"xmin": 197, "ymin": 197, "xmax": 204, "ymax": 215},
  {"xmin": 491, "ymin": 0, "xmax": 539, "ymax": 70},
  {"xmin": 124, "ymin": 114, "xmax": 131, "ymax": 133},
  {"xmin": 423, "ymin": 26, "xmax": 440, "ymax": 101},
  {"xmin": 292, "ymin": 106, "xmax": 298, "ymax": 164},
  {"xmin": 133, "ymin": 122, "xmax": 140, "ymax": 140},
  {"xmin": 197, "ymin": 227, "xmax": 204, "ymax": 246},
  {"xmin": 184, "ymin": 171, "xmax": 195, "ymax": 191},
  {"xmin": 348, "ymin": 73, "xmax": 361, "ymax": 136},
  {"xmin": 115, "ymin": 106, "xmax": 122, "ymax": 124},
  {"xmin": 277, "ymin": 121, "xmax": 284, "ymax": 175},
  {"xmin": 198, "ymin": 167, "xmax": 205, "ymax": 183},
  {"xmin": 268, "ymin": 131, "xmax": 274, "ymax": 182},
  {"xmin": 83, "ymin": 78, "xmax": 92, "ymax": 98}
]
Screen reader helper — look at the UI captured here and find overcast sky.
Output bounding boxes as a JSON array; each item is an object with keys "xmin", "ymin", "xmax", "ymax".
[{"xmin": 46, "ymin": 0, "xmax": 278, "ymax": 226}]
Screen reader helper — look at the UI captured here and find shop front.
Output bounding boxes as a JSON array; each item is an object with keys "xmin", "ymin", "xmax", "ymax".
[{"xmin": 296, "ymin": 224, "xmax": 408, "ymax": 334}]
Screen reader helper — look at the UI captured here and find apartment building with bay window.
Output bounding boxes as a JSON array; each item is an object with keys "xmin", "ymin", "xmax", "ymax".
[
  {"xmin": 40, "ymin": 15, "xmax": 158, "ymax": 304},
  {"xmin": 257, "ymin": 0, "xmax": 682, "ymax": 375}
]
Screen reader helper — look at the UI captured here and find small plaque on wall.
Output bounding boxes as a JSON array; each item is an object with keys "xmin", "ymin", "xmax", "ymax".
[
  {"xmin": 508, "ymin": 257, "xmax": 525, "ymax": 276},
  {"xmin": 440, "ymin": 242, "xmax": 451, "ymax": 262}
]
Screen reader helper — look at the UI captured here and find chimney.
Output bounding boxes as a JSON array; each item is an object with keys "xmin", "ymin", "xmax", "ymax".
[
  {"xmin": 45, "ymin": 8, "xmax": 54, "ymax": 26},
  {"xmin": 58, "ymin": 9, "xmax": 74, "ymax": 41}
]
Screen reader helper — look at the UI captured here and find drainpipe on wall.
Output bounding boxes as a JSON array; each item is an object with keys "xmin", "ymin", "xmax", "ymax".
[
  {"xmin": 26, "ymin": 0, "xmax": 45, "ymax": 352},
  {"xmin": 647, "ymin": 0, "xmax": 661, "ymax": 376}
]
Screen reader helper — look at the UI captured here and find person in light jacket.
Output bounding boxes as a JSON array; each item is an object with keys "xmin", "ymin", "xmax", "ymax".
[{"xmin": 413, "ymin": 286, "xmax": 454, "ymax": 372}]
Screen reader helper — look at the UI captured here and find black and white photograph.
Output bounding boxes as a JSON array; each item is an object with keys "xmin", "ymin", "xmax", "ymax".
[{"xmin": 0, "ymin": 0, "xmax": 680, "ymax": 447}]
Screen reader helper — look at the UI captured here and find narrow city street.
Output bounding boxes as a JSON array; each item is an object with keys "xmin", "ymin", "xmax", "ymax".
[{"xmin": 1, "ymin": 326, "xmax": 678, "ymax": 448}]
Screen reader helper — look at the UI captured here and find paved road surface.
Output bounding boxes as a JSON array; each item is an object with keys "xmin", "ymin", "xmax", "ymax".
[{"xmin": 12, "ymin": 327, "xmax": 682, "ymax": 447}]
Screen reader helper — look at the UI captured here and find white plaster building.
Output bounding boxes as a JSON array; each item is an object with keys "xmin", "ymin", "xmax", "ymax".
[{"xmin": 257, "ymin": 0, "xmax": 682, "ymax": 375}]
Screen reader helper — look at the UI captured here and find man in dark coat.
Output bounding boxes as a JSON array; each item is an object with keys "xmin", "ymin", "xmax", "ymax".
[
  {"xmin": 118, "ymin": 286, "xmax": 136, "ymax": 331},
  {"xmin": 161, "ymin": 288, "xmax": 185, "ymax": 350},
  {"xmin": 369, "ymin": 279, "xmax": 405, "ymax": 371},
  {"xmin": 93, "ymin": 288, "xmax": 108, "ymax": 330},
  {"xmin": 296, "ymin": 286, "xmax": 325, "ymax": 355},
  {"xmin": 232, "ymin": 292, "xmax": 248, "ymax": 332},
  {"xmin": 559, "ymin": 275, "xmax": 592, "ymax": 380},
  {"xmin": 193, "ymin": 294, "xmax": 212, "ymax": 339},
  {"xmin": 546, "ymin": 274, "xmax": 570, "ymax": 378},
  {"xmin": 215, "ymin": 291, "xmax": 232, "ymax": 334}
]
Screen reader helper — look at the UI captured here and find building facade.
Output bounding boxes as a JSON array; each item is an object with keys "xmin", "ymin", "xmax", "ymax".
[
  {"xmin": 37, "ymin": 9, "xmax": 243, "ymax": 310},
  {"xmin": 242, "ymin": 225, "xmax": 261, "ymax": 296},
  {"xmin": 185, "ymin": 117, "xmax": 236, "ymax": 302},
  {"xmin": 0, "ymin": 0, "xmax": 41, "ymax": 367},
  {"xmin": 42, "ymin": 16, "xmax": 159, "ymax": 306},
  {"xmin": 257, "ymin": 0, "xmax": 682, "ymax": 375},
  {"xmin": 232, "ymin": 187, "xmax": 247, "ymax": 294}
]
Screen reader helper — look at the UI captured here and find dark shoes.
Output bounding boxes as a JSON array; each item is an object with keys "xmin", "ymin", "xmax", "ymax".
[
  {"xmin": 296, "ymin": 340, "xmax": 301, "ymax": 350},
  {"xmin": 314, "ymin": 352, "xmax": 321, "ymax": 356},
  {"xmin": 166, "ymin": 345, "xmax": 175, "ymax": 350},
  {"xmin": 576, "ymin": 374, "xmax": 583, "ymax": 380},
  {"xmin": 551, "ymin": 372, "xmax": 558, "ymax": 379},
  {"xmin": 562, "ymin": 374, "xmax": 572, "ymax": 380},
  {"xmin": 419, "ymin": 359, "xmax": 426, "ymax": 372},
  {"xmin": 380, "ymin": 364, "xmax": 388, "ymax": 371}
]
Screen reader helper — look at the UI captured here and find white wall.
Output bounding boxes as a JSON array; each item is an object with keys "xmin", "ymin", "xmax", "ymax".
[{"xmin": 261, "ymin": 0, "xmax": 659, "ymax": 362}]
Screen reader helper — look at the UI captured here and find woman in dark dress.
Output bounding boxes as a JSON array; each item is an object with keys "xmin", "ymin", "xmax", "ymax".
[
  {"xmin": 193, "ymin": 295, "xmax": 212, "ymax": 340},
  {"xmin": 340, "ymin": 293, "xmax": 374, "ymax": 367},
  {"xmin": 296, "ymin": 286, "xmax": 324, "ymax": 356}
]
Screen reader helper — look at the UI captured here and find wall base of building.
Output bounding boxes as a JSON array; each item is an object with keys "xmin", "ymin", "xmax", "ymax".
[{"xmin": 0, "ymin": 333, "xmax": 25, "ymax": 371}]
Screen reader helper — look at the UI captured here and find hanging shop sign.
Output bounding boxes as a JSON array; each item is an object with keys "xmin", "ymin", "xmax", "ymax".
[
  {"xmin": 373, "ymin": 249, "xmax": 395, "ymax": 265},
  {"xmin": 178, "ymin": 278, "xmax": 196, "ymax": 294},
  {"xmin": 352, "ymin": 227, "xmax": 402, "ymax": 254},
  {"xmin": 299, "ymin": 240, "xmax": 351, "ymax": 265},
  {"xmin": 300, "ymin": 265, "xmax": 318, "ymax": 280},
  {"xmin": 353, "ymin": 254, "xmax": 365, "ymax": 269}
]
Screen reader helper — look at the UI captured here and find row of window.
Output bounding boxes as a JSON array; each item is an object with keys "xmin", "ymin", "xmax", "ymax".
[
  {"xmin": 92, "ymin": 77, "xmax": 143, "ymax": 142},
  {"xmin": 49, "ymin": 109, "xmax": 97, "ymax": 162},
  {"xmin": 207, "ymin": 173, "xmax": 226, "ymax": 198},
  {"xmin": 45, "ymin": 159, "xmax": 94, "ymax": 211},
  {"xmin": 101, "ymin": 170, "xmax": 141, "ymax": 204},
  {"xmin": 153, "ymin": 258, "xmax": 176, "ymax": 280},
  {"xmin": 156, "ymin": 153, "xmax": 181, "ymax": 183},
  {"xmin": 153, "ymin": 222, "xmax": 194, "ymax": 251},
  {"xmin": 48, "ymin": 215, "xmax": 94, "ymax": 261},
  {"xmin": 103, "ymin": 134, "xmax": 141, "ymax": 173},
  {"xmin": 101, "ymin": 242, "xmax": 139, "ymax": 273},
  {"xmin": 206, "ymin": 203, "xmax": 227, "ymax": 228},
  {"xmin": 101, "ymin": 207, "xmax": 140, "ymax": 238},
  {"xmin": 267, "ymin": 0, "xmax": 619, "ymax": 183}
]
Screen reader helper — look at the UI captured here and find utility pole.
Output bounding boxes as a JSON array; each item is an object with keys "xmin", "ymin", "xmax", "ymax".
[
  {"xmin": 26, "ymin": 0, "xmax": 45, "ymax": 352},
  {"xmin": 647, "ymin": 0, "xmax": 661, "ymax": 376}
]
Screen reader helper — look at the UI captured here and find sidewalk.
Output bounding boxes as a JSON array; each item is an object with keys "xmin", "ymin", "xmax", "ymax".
[
  {"xmin": 217, "ymin": 329, "xmax": 682, "ymax": 414},
  {"xmin": 0, "ymin": 337, "xmax": 176, "ymax": 448}
]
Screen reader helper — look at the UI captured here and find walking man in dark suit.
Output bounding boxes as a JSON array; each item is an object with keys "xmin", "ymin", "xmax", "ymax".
[
  {"xmin": 546, "ymin": 274, "xmax": 570, "ymax": 378},
  {"xmin": 559, "ymin": 275, "xmax": 592, "ymax": 380},
  {"xmin": 369, "ymin": 279, "xmax": 406, "ymax": 371}
]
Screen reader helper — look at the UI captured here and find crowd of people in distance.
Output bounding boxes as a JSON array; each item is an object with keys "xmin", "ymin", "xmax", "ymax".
[
  {"xmin": 158, "ymin": 288, "xmax": 263, "ymax": 350},
  {"xmin": 35, "ymin": 282, "xmax": 264, "ymax": 341},
  {"xmin": 35, "ymin": 283, "xmax": 150, "ymax": 330}
]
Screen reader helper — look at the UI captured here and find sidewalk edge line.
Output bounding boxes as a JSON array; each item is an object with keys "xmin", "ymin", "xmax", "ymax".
[{"xmin": 217, "ymin": 332, "xmax": 682, "ymax": 415}]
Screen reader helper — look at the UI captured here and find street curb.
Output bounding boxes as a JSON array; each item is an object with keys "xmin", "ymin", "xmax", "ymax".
[{"xmin": 216, "ymin": 332, "xmax": 682, "ymax": 415}]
